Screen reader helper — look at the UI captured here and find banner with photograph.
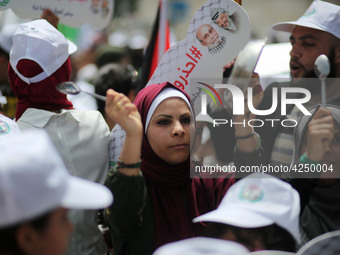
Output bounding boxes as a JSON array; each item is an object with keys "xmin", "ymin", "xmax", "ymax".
[
  {"xmin": 146, "ymin": 0, "xmax": 251, "ymax": 100},
  {"xmin": 0, "ymin": 0, "xmax": 113, "ymax": 29}
]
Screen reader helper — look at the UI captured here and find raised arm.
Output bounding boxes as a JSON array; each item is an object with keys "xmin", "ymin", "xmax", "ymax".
[{"xmin": 105, "ymin": 89, "xmax": 143, "ymax": 176}]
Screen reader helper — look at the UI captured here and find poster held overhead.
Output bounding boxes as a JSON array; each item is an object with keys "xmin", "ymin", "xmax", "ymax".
[
  {"xmin": 0, "ymin": 0, "xmax": 114, "ymax": 29},
  {"xmin": 147, "ymin": 0, "xmax": 251, "ymax": 102}
]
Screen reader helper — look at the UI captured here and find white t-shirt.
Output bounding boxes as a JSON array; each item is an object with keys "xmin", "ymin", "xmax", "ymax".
[{"xmin": 17, "ymin": 108, "xmax": 110, "ymax": 255}]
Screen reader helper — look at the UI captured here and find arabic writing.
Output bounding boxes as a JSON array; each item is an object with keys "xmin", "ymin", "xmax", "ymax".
[
  {"xmin": 191, "ymin": 88, "xmax": 202, "ymax": 104},
  {"xmin": 32, "ymin": 4, "xmax": 74, "ymax": 17},
  {"xmin": 174, "ymin": 45, "xmax": 202, "ymax": 89}
]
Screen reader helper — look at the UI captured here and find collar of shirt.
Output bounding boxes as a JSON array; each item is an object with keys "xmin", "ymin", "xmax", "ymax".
[{"xmin": 18, "ymin": 108, "xmax": 81, "ymax": 128}]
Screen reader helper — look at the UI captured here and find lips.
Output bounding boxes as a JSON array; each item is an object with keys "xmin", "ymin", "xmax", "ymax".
[
  {"xmin": 290, "ymin": 61, "xmax": 304, "ymax": 77},
  {"xmin": 170, "ymin": 143, "xmax": 188, "ymax": 149}
]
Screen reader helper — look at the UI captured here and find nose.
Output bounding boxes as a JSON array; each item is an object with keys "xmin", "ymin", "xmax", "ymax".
[
  {"xmin": 172, "ymin": 121, "xmax": 185, "ymax": 137},
  {"xmin": 290, "ymin": 44, "xmax": 302, "ymax": 60}
]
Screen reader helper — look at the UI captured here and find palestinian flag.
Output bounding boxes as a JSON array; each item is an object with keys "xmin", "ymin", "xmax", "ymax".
[{"xmin": 137, "ymin": 0, "xmax": 170, "ymax": 91}]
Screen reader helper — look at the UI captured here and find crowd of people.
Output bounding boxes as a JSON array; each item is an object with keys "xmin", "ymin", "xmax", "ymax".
[{"xmin": 0, "ymin": 0, "xmax": 340, "ymax": 255}]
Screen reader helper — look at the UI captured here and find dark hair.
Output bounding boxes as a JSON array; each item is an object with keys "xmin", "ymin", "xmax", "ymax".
[
  {"xmin": 205, "ymin": 222, "xmax": 297, "ymax": 252},
  {"xmin": 93, "ymin": 63, "xmax": 137, "ymax": 115},
  {"xmin": 0, "ymin": 212, "xmax": 52, "ymax": 255}
]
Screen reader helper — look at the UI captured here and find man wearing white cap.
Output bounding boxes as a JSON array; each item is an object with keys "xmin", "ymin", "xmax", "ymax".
[
  {"xmin": 243, "ymin": 1, "xmax": 340, "ymax": 246},
  {"xmin": 247, "ymin": 0, "xmax": 340, "ymax": 166},
  {"xmin": 0, "ymin": 130, "xmax": 113, "ymax": 255},
  {"xmin": 193, "ymin": 173, "xmax": 300, "ymax": 252}
]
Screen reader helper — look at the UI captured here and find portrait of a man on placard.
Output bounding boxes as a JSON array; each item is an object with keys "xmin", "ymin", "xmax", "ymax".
[
  {"xmin": 196, "ymin": 24, "xmax": 227, "ymax": 54},
  {"xmin": 210, "ymin": 7, "xmax": 238, "ymax": 32}
]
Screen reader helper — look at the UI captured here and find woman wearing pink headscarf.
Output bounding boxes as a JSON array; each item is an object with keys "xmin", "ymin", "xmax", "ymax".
[{"xmin": 104, "ymin": 82, "xmax": 235, "ymax": 255}]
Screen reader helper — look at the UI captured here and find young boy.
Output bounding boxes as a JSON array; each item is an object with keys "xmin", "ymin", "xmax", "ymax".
[{"xmin": 0, "ymin": 130, "xmax": 113, "ymax": 255}]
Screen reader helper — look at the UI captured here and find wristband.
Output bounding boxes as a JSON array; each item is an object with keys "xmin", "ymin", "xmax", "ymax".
[
  {"xmin": 117, "ymin": 160, "xmax": 141, "ymax": 169},
  {"xmin": 299, "ymin": 153, "xmax": 320, "ymax": 166},
  {"xmin": 235, "ymin": 131, "xmax": 255, "ymax": 140}
]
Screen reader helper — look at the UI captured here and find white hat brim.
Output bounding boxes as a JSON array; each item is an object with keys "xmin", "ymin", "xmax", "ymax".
[
  {"xmin": 67, "ymin": 39, "xmax": 78, "ymax": 55},
  {"xmin": 193, "ymin": 206, "xmax": 274, "ymax": 228},
  {"xmin": 272, "ymin": 21, "xmax": 326, "ymax": 34},
  {"xmin": 61, "ymin": 176, "xmax": 113, "ymax": 210}
]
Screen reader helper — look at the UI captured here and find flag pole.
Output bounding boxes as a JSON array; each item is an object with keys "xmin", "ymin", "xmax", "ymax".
[{"xmin": 159, "ymin": 0, "xmax": 168, "ymax": 61}]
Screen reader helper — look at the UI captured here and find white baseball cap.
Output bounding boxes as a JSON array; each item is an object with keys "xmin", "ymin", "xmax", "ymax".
[
  {"xmin": 153, "ymin": 237, "xmax": 249, "ymax": 255},
  {"xmin": 193, "ymin": 173, "xmax": 301, "ymax": 243},
  {"xmin": 0, "ymin": 129, "xmax": 113, "ymax": 228},
  {"xmin": 251, "ymin": 251, "xmax": 295, "ymax": 255},
  {"xmin": 272, "ymin": 0, "xmax": 340, "ymax": 40},
  {"xmin": 9, "ymin": 19, "xmax": 77, "ymax": 84}
]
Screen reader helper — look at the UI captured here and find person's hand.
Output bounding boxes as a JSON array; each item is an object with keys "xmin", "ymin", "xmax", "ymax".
[
  {"xmin": 233, "ymin": 73, "xmax": 263, "ymax": 123},
  {"xmin": 306, "ymin": 107, "xmax": 334, "ymax": 162},
  {"xmin": 41, "ymin": 8, "xmax": 59, "ymax": 29},
  {"xmin": 105, "ymin": 89, "xmax": 142, "ymax": 137},
  {"xmin": 233, "ymin": 73, "xmax": 263, "ymax": 152},
  {"xmin": 223, "ymin": 59, "xmax": 236, "ymax": 73},
  {"xmin": 233, "ymin": 73, "xmax": 263, "ymax": 134}
]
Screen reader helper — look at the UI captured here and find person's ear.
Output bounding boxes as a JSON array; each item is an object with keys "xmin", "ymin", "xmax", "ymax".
[{"xmin": 17, "ymin": 223, "xmax": 40, "ymax": 255}]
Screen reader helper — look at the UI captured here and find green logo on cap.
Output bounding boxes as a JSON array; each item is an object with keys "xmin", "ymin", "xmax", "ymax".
[
  {"xmin": 239, "ymin": 184, "xmax": 263, "ymax": 202},
  {"xmin": 303, "ymin": 7, "xmax": 316, "ymax": 17}
]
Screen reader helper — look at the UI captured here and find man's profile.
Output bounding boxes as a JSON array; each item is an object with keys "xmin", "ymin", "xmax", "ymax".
[{"xmin": 196, "ymin": 24, "xmax": 226, "ymax": 54}]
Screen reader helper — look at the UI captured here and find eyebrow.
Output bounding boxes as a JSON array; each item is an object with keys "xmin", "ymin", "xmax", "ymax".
[
  {"xmin": 154, "ymin": 114, "xmax": 172, "ymax": 119},
  {"xmin": 154, "ymin": 112, "xmax": 191, "ymax": 119},
  {"xmin": 290, "ymin": 34, "xmax": 317, "ymax": 41}
]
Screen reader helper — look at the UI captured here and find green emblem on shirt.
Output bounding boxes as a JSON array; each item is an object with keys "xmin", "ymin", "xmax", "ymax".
[{"xmin": 0, "ymin": 120, "xmax": 10, "ymax": 135}]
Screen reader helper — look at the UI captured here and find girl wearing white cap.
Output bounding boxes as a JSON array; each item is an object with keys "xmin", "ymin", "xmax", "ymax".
[{"xmin": 0, "ymin": 130, "xmax": 113, "ymax": 255}]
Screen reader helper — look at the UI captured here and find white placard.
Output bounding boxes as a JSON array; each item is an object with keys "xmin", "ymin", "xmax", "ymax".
[
  {"xmin": 146, "ymin": 0, "xmax": 251, "ymax": 101},
  {"xmin": 0, "ymin": 0, "xmax": 113, "ymax": 30}
]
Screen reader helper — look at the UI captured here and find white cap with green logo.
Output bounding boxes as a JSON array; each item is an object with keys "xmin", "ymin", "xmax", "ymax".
[{"xmin": 193, "ymin": 173, "xmax": 300, "ymax": 243}]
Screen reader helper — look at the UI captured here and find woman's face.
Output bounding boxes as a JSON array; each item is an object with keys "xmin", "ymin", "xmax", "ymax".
[{"xmin": 146, "ymin": 97, "xmax": 192, "ymax": 165}]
